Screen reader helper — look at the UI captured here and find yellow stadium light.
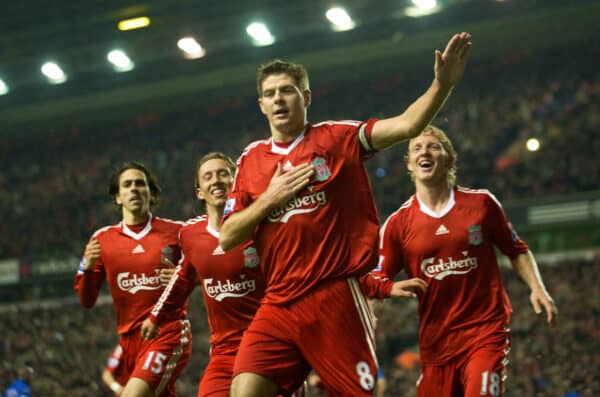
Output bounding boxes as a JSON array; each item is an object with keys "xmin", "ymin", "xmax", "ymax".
[
  {"xmin": 0, "ymin": 78, "xmax": 9, "ymax": 95},
  {"xmin": 118, "ymin": 17, "xmax": 151, "ymax": 31},
  {"xmin": 526, "ymin": 138, "xmax": 540, "ymax": 152}
]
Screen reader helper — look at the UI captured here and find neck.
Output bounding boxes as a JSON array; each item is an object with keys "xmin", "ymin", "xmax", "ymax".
[
  {"xmin": 206, "ymin": 205, "xmax": 223, "ymax": 232},
  {"xmin": 271, "ymin": 122, "xmax": 306, "ymax": 143},
  {"xmin": 123, "ymin": 211, "xmax": 150, "ymax": 226},
  {"xmin": 415, "ymin": 181, "xmax": 452, "ymax": 215}
]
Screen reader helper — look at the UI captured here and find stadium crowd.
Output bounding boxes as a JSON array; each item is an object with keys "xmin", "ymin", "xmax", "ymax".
[
  {"xmin": 0, "ymin": 44, "xmax": 598, "ymax": 261},
  {"xmin": 1, "ymin": 257, "xmax": 598, "ymax": 396}
]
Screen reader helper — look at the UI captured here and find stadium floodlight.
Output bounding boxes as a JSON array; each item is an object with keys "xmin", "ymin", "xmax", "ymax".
[
  {"xmin": 405, "ymin": 0, "xmax": 440, "ymax": 17},
  {"xmin": 0, "ymin": 78, "xmax": 8, "ymax": 95},
  {"xmin": 526, "ymin": 138, "xmax": 540, "ymax": 152},
  {"xmin": 326, "ymin": 7, "xmax": 356, "ymax": 31},
  {"xmin": 118, "ymin": 17, "xmax": 151, "ymax": 31},
  {"xmin": 177, "ymin": 37, "xmax": 206, "ymax": 59},
  {"xmin": 41, "ymin": 62, "xmax": 67, "ymax": 84},
  {"xmin": 411, "ymin": 0, "xmax": 436, "ymax": 10},
  {"xmin": 107, "ymin": 50, "xmax": 135, "ymax": 72},
  {"xmin": 246, "ymin": 22, "xmax": 275, "ymax": 46}
]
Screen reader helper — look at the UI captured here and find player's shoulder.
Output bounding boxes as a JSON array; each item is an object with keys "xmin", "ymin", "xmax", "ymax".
[
  {"xmin": 153, "ymin": 216, "xmax": 184, "ymax": 226},
  {"xmin": 91, "ymin": 223, "xmax": 121, "ymax": 239},
  {"xmin": 381, "ymin": 196, "xmax": 415, "ymax": 233},
  {"xmin": 181, "ymin": 215, "xmax": 207, "ymax": 232},
  {"xmin": 456, "ymin": 186, "xmax": 502, "ymax": 207},
  {"xmin": 238, "ymin": 137, "xmax": 272, "ymax": 162},
  {"xmin": 391, "ymin": 196, "xmax": 416, "ymax": 219},
  {"xmin": 179, "ymin": 215, "xmax": 209, "ymax": 241},
  {"xmin": 312, "ymin": 119, "xmax": 363, "ymax": 129},
  {"xmin": 153, "ymin": 216, "xmax": 185, "ymax": 233},
  {"xmin": 311, "ymin": 120, "xmax": 363, "ymax": 136}
]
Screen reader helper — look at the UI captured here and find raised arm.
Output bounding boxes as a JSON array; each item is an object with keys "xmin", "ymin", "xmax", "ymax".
[
  {"xmin": 510, "ymin": 251, "xmax": 558, "ymax": 327},
  {"xmin": 219, "ymin": 162, "xmax": 314, "ymax": 250},
  {"xmin": 74, "ymin": 238, "xmax": 104, "ymax": 308},
  {"xmin": 370, "ymin": 32, "xmax": 472, "ymax": 150}
]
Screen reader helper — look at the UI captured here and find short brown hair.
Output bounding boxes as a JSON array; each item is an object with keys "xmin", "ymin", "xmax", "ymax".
[
  {"xmin": 256, "ymin": 59, "xmax": 310, "ymax": 96},
  {"xmin": 108, "ymin": 161, "xmax": 161, "ymax": 208},
  {"xmin": 406, "ymin": 125, "xmax": 458, "ymax": 185}
]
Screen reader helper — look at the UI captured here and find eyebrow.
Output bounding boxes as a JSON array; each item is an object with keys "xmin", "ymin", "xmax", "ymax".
[{"xmin": 121, "ymin": 177, "xmax": 147, "ymax": 184}]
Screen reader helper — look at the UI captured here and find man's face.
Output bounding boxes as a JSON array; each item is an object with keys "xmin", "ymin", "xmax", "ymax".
[
  {"xmin": 196, "ymin": 158, "xmax": 233, "ymax": 209},
  {"xmin": 115, "ymin": 168, "xmax": 152, "ymax": 216},
  {"xmin": 407, "ymin": 132, "xmax": 451, "ymax": 186},
  {"xmin": 258, "ymin": 73, "xmax": 310, "ymax": 136}
]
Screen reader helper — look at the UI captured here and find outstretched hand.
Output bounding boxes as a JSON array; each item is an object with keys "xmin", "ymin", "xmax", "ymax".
[
  {"xmin": 435, "ymin": 32, "xmax": 472, "ymax": 90},
  {"xmin": 389, "ymin": 278, "xmax": 428, "ymax": 299},
  {"xmin": 530, "ymin": 289, "xmax": 558, "ymax": 328}
]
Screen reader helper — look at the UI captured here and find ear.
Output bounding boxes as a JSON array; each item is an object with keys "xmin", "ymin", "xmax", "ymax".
[
  {"xmin": 115, "ymin": 195, "xmax": 123, "ymax": 206},
  {"xmin": 196, "ymin": 187, "xmax": 205, "ymax": 201},
  {"xmin": 258, "ymin": 97, "xmax": 267, "ymax": 115},
  {"xmin": 406, "ymin": 157, "xmax": 414, "ymax": 173},
  {"xmin": 303, "ymin": 90, "xmax": 311, "ymax": 108}
]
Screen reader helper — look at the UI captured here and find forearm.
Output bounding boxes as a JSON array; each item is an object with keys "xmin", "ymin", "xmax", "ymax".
[
  {"xmin": 150, "ymin": 267, "xmax": 193, "ymax": 323},
  {"xmin": 102, "ymin": 369, "xmax": 116, "ymax": 387},
  {"xmin": 359, "ymin": 273, "xmax": 393, "ymax": 299},
  {"xmin": 74, "ymin": 273, "xmax": 101, "ymax": 308},
  {"xmin": 371, "ymin": 79, "xmax": 452, "ymax": 150},
  {"xmin": 510, "ymin": 251, "xmax": 549, "ymax": 293},
  {"xmin": 220, "ymin": 195, "xmax": 272, "ymax": 250}
]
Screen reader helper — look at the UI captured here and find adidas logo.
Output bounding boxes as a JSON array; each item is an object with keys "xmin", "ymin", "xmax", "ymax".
[
  {"xmin": 435, "ymin": 224, "xmax": 449, "ymax": 235},
  {"xmin": 131, "ymin": 244, "xmax": 145, "ymax": 254},
  {"xmin": 212, "ymin": 246, "xmax": 225, "ymax": 256},
  {"xmin": 283, "ymin": 160, "xmax": 293, "ymax": 171}
]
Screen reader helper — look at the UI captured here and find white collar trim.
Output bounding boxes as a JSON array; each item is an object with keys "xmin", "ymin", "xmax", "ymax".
[
  {"xmin": 205, "ymin": 218, "xmax": 220, "ymax": 239},
  {"xmin": 270, "ymin": 126, "xmax": 307, "ymax": 155},
  {"xmin": 416, "ymin": 188, "xmax": 456, "ymax": 218},
  {"xmin": 122, "ymin": 215, "xmax": 153, "ymax": 240}
]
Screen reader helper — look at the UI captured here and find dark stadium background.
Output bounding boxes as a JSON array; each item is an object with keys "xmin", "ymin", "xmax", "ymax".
[{"xmin": 1, "ymin": 0, "xmax": 598, "ymax": 395}]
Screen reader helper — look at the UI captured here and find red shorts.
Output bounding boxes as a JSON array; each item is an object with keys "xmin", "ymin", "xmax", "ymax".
[
  {"xmin": 120, "ymin": 318, "xmax": 192, "ymax": 397},
  {"xmin": 197, "ymin": 351, "xmax": 235, "ymax": 397},
  {"xmin": 233, "ymin": 277, "xmax": 378, "ymax": 396},
  {"xmin": 200, "ymin": 348, "xmax": 309, "ymax": 397},
  {"xmin": 417, "ymin": 326, "xmax": 510, "ymax": 397}
]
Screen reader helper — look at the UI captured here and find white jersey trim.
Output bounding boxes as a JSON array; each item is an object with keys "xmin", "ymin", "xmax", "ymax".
[
  {"xmin": 312, "ymin": 120, "xmax": 362, "ymax": 127},
  {"xmin": 121, "ymin": 216, "xmax": 153, "ymax": 240},
  {"xmin": 379, "ymin": 196, "xmax": 414, "ymax": 249},
  {"xmin": 271, "ymin": 126, "xmax": 308, "ymax": 155},
  {"xmin": 205, "ymin": 218, "xmax": 220, "ymax": 238},
  {"xmin": 457, "ymin": 186, "xmax": 503, "ymax": 209},
  {"xmin": 415, "ymin": 188, "xmax": 456, "ymax": 219},
  {"xmin": 347, "ymin": 277, "xmax": 378, "ymax": 371}
]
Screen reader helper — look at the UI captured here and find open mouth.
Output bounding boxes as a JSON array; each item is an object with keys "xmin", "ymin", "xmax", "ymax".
[
  {"xmin": 418, "ymin": 159, "xmax": 433, "ymax": 170},
  {"xmin": 211, "ymin": 188, "xmax": 226, "ymax": 198}
]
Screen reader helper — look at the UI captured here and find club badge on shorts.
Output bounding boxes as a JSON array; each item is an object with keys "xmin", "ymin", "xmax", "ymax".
[
  {"xmin": 312, "ymin": 157, "xmax": 331, "ymax": 182},
  {"xmin": 468, "ymin": 225, "xmax": 482, "ymax": 246}
]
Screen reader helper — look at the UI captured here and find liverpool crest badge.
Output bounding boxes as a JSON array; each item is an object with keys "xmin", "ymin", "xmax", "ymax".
[
  {"xmin": 243, "ymin": 247, "xmax": 260, "ymax": 268},
  {"xmin": 468, "ymin": 225, "xmax": 482, "ymax": 246},
  {"xmin": 312, "ymin": 157, "xmax": 331, "ymax": 182}
]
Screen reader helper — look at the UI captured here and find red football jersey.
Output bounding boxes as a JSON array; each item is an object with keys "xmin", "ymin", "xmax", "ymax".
[
  {"xmin": 75, "ymin": 216, "xmax": 184, "ymax": 335},
  {"xmin": 150, "ymin": 215, "xmax": 265, "ymax": 352},
  {"xmin": 224, "ymin": 120, "xmax": 380, "ymax": 304},
  {"xmin": 377, "ymin": 186, "xmax": 528, "ymax": 364}
]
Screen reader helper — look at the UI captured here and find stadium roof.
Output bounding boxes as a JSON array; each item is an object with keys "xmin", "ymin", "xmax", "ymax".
[{"xmin": 0, "ymin": 0, "xmax": 597, "ymax": 133}]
